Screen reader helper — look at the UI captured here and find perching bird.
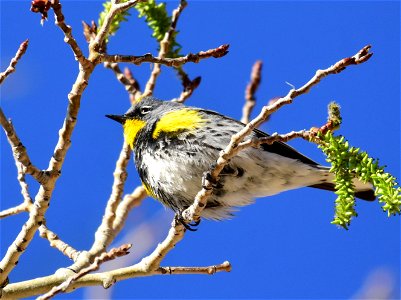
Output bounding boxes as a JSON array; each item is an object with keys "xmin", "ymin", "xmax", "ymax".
[{"xmin": 106, "ymin": 96, "xmax": 375, "ymax": 222}]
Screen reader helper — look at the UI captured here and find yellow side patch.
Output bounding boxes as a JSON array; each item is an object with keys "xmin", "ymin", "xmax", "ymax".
[
  {"xmin": 152, "ymin": 109, "xmax": 206, "ymax": 139},
  {"xmin": 123, "ymin": 119, "xmax": 146, "ymax": 148},
  {"xmin": 142, "ymin": 181, "xmax": 157, "ymax": 198}
]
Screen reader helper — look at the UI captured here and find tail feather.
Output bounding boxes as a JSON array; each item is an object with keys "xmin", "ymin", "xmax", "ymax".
[
  {"xmin": 309, "ymin": 181, "xmax": 376, "ymax": 201},
  {"xmin": 307, "ymin": 165, "xmax": 376, "ymax": 201}
]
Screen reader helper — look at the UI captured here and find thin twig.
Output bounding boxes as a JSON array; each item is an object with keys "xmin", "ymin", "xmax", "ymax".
[
  {"xmin": 241, "ymin": 60, "xmax": 262, "ymax": 124},
  {"xmin": 51, "ymin": 0, "xmax": 87, "ymax": 66},
  {"xmin": 138, "ymin": 218, "xmax": 186, "ymax": 272},
  {"xmin": 142, "ymin": 0, "xmax": 188, "ymax": 97},
  {"xmin": 90, "ymin": 0, "xmax": 144, "ymax": 53},
  {"xmin": 16, "ymin": 162, "xmax": 34, "ymax": 207},
  {"xmin": 39, "ymin": 225, "xmax": 81, "ymax": 261},
  {"xmin": 101, "ymin": 44, "xmax": 230, "ymax": 67},
  {"xmin": 0, "ymin": 109, "xmax": 45, "ymax": 183},
  {"xmin": 173, "ymin": 67, "xmax": 201, "ymax": 103},
  {"xmin": 181, "ymin": 45, "xmax": 373, "ymax": 223},
  {"xmin": 158, "ymin": 261, "xmax": 231, "ymax": 275},
  {"xmin": 113, "ymin": 186, "xmax": 147, "ymax": 231},
  {"xmin": 82, "ymin": 21, "xmax": 97, "ymax": 44},
  {"xmin": 37, "ymin": 244, "xmax": 132, "ymax": 300},
  {"xmin": 237, "ymin": 130, "xmax": 310, "ymax": 153},
  {"xmin": 90, "ymin": 142, "xmax": 131, "ymax": 254},
  {"xmin": 124, "ymin": 67, "xmax": 141, "ymax": 104},
  {"xmin": 0, "ymin": 203, "xmax": 30, "ymax": 219},
  {"xmin": 104, "ymin": 63, "xmax": 141, "ymax": 102},
  {"xmin": 0, "ymin": 40, "xmax": 29, "ymax": 84}
]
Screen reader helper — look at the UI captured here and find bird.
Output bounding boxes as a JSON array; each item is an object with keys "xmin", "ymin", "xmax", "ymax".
[{"xmin": 106, "ymin": 96, "xmax": 375, "ymax": 225}]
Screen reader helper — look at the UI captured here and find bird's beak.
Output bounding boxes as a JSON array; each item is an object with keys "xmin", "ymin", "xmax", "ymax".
[{"xmin": 105, "ymin": 114, "xmax": 126, "ymax": 124}]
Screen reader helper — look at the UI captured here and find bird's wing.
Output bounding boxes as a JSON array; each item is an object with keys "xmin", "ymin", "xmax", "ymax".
[{"xmin": 197, "ymin": 108, "xmax": 320, "ymax": 166}]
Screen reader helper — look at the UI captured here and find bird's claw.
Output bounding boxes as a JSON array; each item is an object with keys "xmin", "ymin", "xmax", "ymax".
[
  {"xmin": 175, "ymin": 213, "xmax": 201, "ymax": 232},
  {"xmin": 202, "ymin": 171, "xmax": 218, "ymax": 190}
]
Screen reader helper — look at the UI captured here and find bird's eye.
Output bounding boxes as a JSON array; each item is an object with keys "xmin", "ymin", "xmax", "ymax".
[{"xmin": 140, "ymin": 106, "xmax": 152, "ymax": 115}]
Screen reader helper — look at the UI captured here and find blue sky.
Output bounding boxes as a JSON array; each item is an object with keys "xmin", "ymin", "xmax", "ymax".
[{"xmin": 1, "ymin": 1, "xmax": 400, "ymax": 299}]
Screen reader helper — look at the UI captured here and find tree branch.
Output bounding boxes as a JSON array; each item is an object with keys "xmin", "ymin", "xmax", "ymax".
[
  {"xmin": 173, "ymin": 68, "xmax": 201, "ymax": 103},
  {"xmin": 66, "ymin": 142, "xmax": 134, "ymax": 274},
  {"xmin": 104, "ymin": 63, "xmax": 141, "ymax": 102},
  {"xmin": 241, "ymin": 60, "xmax": 262, "ymax": 124},
  {"xmin": 90, "ymin": 0, "xmax": 144, "ymax": 53},
  {"xmin": 0, "ymin": 203, "xmax": 30, "ymax": 219},
  {"xmin": 100, "ymin": 44, "xmax": 230, "ymax": 67},
  {"xmin": 39, "ymin": 225, "xmax": 81, "ymax": 262},
  {"xmin": 0, "ymin": 1, "xmax": 102, "ymax": 287},
  {"xmin": 0, "ymin": 40, "xmax": 29, "ymax": 84},
  {"xmin": 36, "ymin": 244, "xmax": 132, "ymax": 300},
  {"xmin": 0, "ymin": 109, "xmax": 45, "ymax": 183},
  {"xmin": 138, "ymin": 218, "xmax": 186, "ymax": 272},
  {"xmin": 51, "ymin": 0, "xmax": 87, "ymax": 66},
  {"xmin": 158, "ymin": 261, "xmax": 231, "ymax": 275},
  {"xmin": 113, "ymin": 186, "xmax": 147, "ymax": 232},
  {"xmin": 1, "ymin": 259, "xmax": 229, "ymax": 299},
  {"xmin": 142, "ymin": 0, "xmax": 188, "ymax": 97},
  {"xmin": 89, "ymin": 142, "xmax": 131, "ymax": 256}
]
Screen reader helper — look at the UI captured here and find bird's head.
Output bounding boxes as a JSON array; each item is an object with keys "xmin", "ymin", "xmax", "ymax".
[{"xmin": 106, "ymin": 96, "xmax": 187, "ymax": 149}]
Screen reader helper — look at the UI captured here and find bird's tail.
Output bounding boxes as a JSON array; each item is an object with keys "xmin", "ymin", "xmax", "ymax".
[{"xmin": 309, "ymin": 167, "xmax": 376, "ymax": 201}]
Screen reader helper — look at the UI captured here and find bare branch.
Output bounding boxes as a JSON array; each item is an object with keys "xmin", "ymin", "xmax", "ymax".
[
  {"xmin": 142, "ymin": 0, "xmax": 188, "ymax": 97},
  {"xmin": 16, "ymin": 163, "xmax": 34, "ymax": 207},
  {"xmin": 182, "ymin": 45, "xmax": 373, "ymax": 223},
  {"xmin": 0, "ymin": 7, "xmax": 104, "ymax": 288},
  {"xmin": 0, "ymin": 203, "xmax": 30, "ymax": 219},
  {"xmin": 104, "ymin": 63, "xmax": 141, "ymax": 102},
  {"xmin": 0, "ymin": 63, "xmax": 91, "ymax": 284},
  {"xmin": 237, "ymin": 130, "xmax": 310, "ymax": 153},
  {"xmin": 0, "ymin": 109, "xmax": 45, "ymax": 183},
  {"xmin": 67, "ymin": 143, "xmax": 134, "ymax": 273},
  {"xmin": 0, "ymin": 159, "xmax": 34, "ymax": 219},
  {"xmin": 0, "ymin": 203, "xmax": 43, "ymax": 286},
  {"xmin": 290, "ymin": 45, "xmax": 373, "ymax": 98},
  {"xmin": 173, "ymin": 67, "xmax": 201, "ymax": 103},
  {"xmin": 82, "ymin": 21, "xmax": 97, "ymax": 43},
  {"xmin": 0, "ymin": 40, "xmax": 29, "ymax": 84},
  {"xmin": 241, "ymin": 60, "xmax": 262, "ymax": 124},
  {"xmin": 89, "ymin": 142, "xmax": 131, "ymax": 255},
  {"xmin": 124, "ymin": 67, "xmax": 141, "ymax": 104},
  {"xmin": 113, "ymin": 186, "xmax": 147, "ymax": 231},
  {"xmin": 158, "ymin": 261, "xmax": 231, "ymax": 275},
  {"xmin": 101, "ymin": 44, "xmax": 230, "ymax": 67},
  {"xmin": 2, "ymin": 258, "xmax": 229, "ymax": 299},
  {"xmin": 37, "ymin": 244, "xmax": 132, "ymax": 300},
  {"xmin": 39, "ymin": 225, "xmax": 81, "ymax": 261},
  {"xmin": 51, "ymin": 0, "xmax": 87, "ymax": 66},
  {"xmin": 90, "ymin": 0, "xmax": 145, "ymax": 53},
  {"xmin": 138, "ymin": 219, "xmax": 186, "ymax": 271}
]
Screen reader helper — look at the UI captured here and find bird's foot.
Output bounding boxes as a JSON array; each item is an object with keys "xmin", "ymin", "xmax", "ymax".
[
  {"xmin": 175, "ymin": 213, "xmax": 201, "ymax": 232},
  {"xmin": 202, "ymin": 171, "xmax": 218, "ymax": 190}
]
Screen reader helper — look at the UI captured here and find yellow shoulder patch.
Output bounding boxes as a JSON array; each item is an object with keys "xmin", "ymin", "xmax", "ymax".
[
  {"xmin": 123, "ymin": 119, "xmax": 146, "ymax": 148},
  {"xmin": 152, "ymin": 109, "xmax": 206, "ymax": 139}
]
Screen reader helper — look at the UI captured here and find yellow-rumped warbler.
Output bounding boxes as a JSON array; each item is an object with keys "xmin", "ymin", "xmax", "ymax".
[{"xmin": 107, "ymin": 96, "xmax": 374, "ymax": 222}]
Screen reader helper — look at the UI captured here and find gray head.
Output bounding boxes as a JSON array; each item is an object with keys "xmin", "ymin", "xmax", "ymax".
[{"xmin": 106, "ymin": 96, "xmax": 182, "ymax": 125}]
